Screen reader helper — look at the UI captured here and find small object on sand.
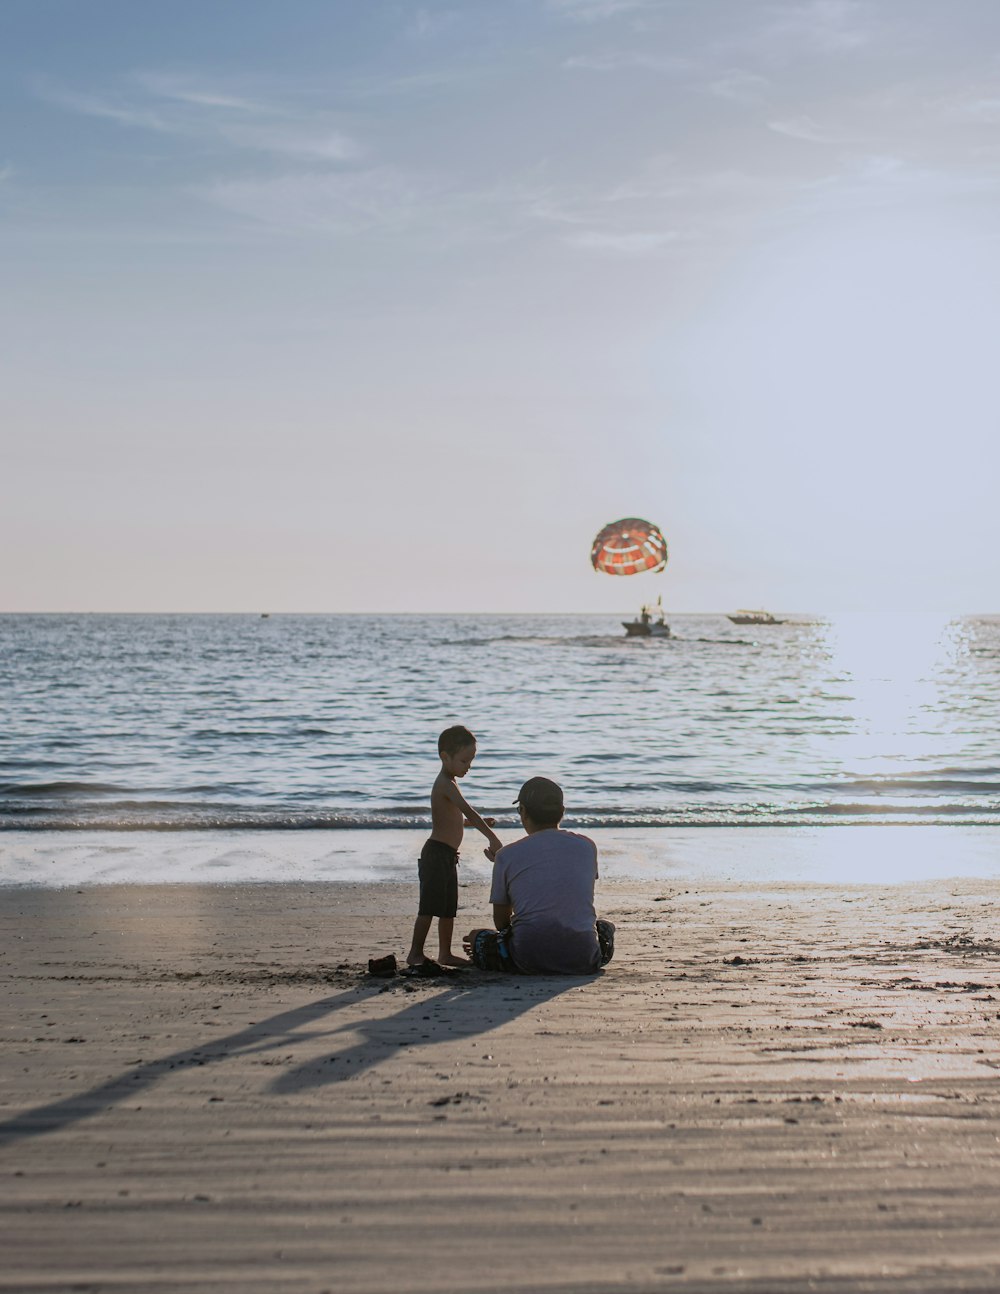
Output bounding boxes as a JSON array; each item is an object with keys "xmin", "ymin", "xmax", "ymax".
[
  {"xmin": 367, "ymin": 954, "xmax": 398, "ymax": 978},
  {"xmin": 402, "ymin": 959, "xmax": 445, "ymax": 978},
  {"xmin": 402, "ymin": 959, "xmax": 463, "ymax": 978}
]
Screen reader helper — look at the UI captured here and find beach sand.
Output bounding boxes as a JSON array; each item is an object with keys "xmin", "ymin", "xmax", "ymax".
[{"xmin": 4, "ymin": 863, "xmax": 1000, "ymax": 1291}]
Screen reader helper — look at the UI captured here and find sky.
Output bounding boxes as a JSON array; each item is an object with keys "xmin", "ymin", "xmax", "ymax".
[{"xmin": 3, "ymin": 0, "xmax": 1000, "ymax": 614}]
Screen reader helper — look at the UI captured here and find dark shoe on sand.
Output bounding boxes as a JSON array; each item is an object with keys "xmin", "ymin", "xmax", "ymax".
[{"xmin": 368, "ymin": 954, "xmax": 398, "ymax": 978}]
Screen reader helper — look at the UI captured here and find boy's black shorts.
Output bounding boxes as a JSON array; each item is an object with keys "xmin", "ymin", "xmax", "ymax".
[{"xmin": 417, "ymin": 838, "xmax": 459, "ymax": 918}]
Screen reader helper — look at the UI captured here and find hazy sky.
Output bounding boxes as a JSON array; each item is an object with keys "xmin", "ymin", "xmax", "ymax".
[{"xmin": 3, "ymin": 0, "xmax": 1000, "ymax": 613}]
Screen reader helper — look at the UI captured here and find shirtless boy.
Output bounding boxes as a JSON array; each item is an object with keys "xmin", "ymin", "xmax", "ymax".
[{"xmin": 406, "ymin": 725, "xmax": 502, "ymax": 970}]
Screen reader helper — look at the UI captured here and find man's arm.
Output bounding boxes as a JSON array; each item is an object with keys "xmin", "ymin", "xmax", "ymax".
[{"xmin": 488, "ymin": 853, "xmax": 511, "ymax": 932}]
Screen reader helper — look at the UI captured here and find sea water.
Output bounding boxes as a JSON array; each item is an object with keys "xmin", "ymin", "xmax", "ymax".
[{"xmin": 2, "ymin": 612, "xmax": 999, "ymax": 832}]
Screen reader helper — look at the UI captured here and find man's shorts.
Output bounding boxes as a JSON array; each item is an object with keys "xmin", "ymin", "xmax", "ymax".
[
  {"xmin": 417, "ymin": 838, "xmax": 459, "ymax": 918},
  {"xmin": 596, "ymin": 918, "xmax": 615, "ymax": 966},
  {"xmin": 469, "ymin": 926, "xmax": 517, "ymax": 972},
  {"xmin": 470, "ymin": 919, "xmax": 616, "ymax": 973}
]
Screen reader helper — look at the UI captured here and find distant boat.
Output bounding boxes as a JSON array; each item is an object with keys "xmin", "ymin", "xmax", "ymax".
[
  {"xmin": 623, "ymin": 597, "xmax": 672, "ymax": 638},
  {"xmin": 727, "ymin": 609, "xmax": 785, "ymax": 625},
  {"xmin": 260, "ymin": 613, "xmax": 270, "ymax": 619},
  {"xmin": 623, "ymin": 617, "xmax": 671, "ymax": 638}
]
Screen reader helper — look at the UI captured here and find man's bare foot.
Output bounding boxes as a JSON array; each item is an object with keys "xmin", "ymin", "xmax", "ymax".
[
  {"xmin": 406, "ymin": 953, "xmax": 428, "ymax": 967},
  {"xmin": 438, "ymin": 952, "xmax": 471, "ymax": 967}
]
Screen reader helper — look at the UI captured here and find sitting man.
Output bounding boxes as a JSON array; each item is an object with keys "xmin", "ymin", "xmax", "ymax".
[{"xmin": 464, "ymin": 777, "xmax": 615, "ymax": 975}]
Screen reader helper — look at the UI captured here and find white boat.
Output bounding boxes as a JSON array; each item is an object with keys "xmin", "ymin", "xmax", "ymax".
[{"xmin": 727, "ymin": 609, "xmax": 785, "ymax": 625}]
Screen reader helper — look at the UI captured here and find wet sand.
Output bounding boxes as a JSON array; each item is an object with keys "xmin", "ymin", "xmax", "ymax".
[
  {"xmin": 4, "ymin": 875, "xmax": 1000, "ymax": 1292},
  {"xmin": 4, "ymin": 824, "xmax": 1000, "ymax": 888}
]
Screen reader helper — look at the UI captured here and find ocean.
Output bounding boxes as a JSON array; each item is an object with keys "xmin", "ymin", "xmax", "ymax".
[{"xmin": 2, "ymin": 611, "xmax": 999, "ymax": 833}]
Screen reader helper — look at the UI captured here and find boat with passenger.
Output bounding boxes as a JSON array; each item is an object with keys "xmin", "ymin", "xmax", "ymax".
[{"xmin": 623, "ymin": 597, "xmax": 672, "ymax": 638}]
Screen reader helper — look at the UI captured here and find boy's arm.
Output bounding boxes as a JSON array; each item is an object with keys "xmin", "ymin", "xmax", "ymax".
[
  {"xmin": 442, "ymin": 781, "xmax": 502, "ymax": 856},
  {"xmin": 492, "ymin": 902, "xmax": 513, "ymax": 930}
]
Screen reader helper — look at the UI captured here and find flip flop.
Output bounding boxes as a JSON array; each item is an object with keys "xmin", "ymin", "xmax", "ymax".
[{"xmin": 402, "ymin": 959, "xmax": 447, "ymax": 978}]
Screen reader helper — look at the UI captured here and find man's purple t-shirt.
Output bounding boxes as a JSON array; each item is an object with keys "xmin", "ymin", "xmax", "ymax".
[{"xmin": 489, "ymin": 829, "xmax": 601, "ymax": 974}]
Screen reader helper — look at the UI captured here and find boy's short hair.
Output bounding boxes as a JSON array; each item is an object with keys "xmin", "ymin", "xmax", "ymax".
[{"xmin": 438, "ymin": 725, "xmax": 476, "ymax": 756}]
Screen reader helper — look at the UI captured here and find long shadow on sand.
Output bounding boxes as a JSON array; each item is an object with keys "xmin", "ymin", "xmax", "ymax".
[
  {"xmin": 0, "ymin": 971, "xmax": 584, "ymax": 1147},
  {"xmin": 267, "ymin": 972, "xmax": 583, "ymax": 1095}
]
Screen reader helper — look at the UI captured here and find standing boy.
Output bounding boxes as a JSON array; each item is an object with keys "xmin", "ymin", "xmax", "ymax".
[{"xmin": 406, "ymin": 725, "xmax": 502, "ymax": 971}]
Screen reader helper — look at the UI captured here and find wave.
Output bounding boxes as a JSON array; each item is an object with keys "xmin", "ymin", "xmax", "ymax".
[
  {"xmin": 448, "ymin": 633, "xmax": 757, "ymax": 649},
  {"xmin": 789, "ymin": 777, "xmax": 1000, "ymax": 794},
  {"xmin": 4, "ymin": 801, "xmax": 1000, "ymax": 831},
  {"xmin": 1, "ymin": 780, "xmax": 136, "ymax": 797}
]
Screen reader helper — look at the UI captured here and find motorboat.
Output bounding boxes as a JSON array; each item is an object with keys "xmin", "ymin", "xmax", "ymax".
[
  {"xmin": 623, "ymin": 598, "xmax": 671, "ymax": 638},
  {"xmin": 727, "ymin": 609, "xmax": 785, "ymax": 625},
  {"xmin": 623, "ymin": 617, "xmax": 671, "ymax": 637}
]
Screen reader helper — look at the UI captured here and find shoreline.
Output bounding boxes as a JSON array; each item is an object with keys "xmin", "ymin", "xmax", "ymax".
[
  {"xmin": 5, "ymin": 876, "xmax": 1000, "ymax": 1291},
  {"xmin": 4, "ymin": 823, "xmax": 1000, "ymax": 888}
]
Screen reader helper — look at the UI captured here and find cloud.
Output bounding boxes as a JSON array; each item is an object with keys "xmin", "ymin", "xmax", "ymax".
[
  {"xmin": 204, "ymin": 169, "xmax": 568, "ymax": 245},
  {"xmin": 546, "ymin": 0, "xmax": 661, "ymax": 21},
  {"xmin": 564, "ymin": 50, "xmax": 690, "ymax": 73},
  {"xmin": 341, "ymin": 67, "xmax": 486, "ymax": 100},
  {"xmin": 565, "ymin": 228, "xmax": 680, "ymax": 253},
  {"xmin": 552, "ymin": 0, "xmax": 870, "ymax": 47},
  {"xmin": 708, "ymin": 0, "xmax": 872, "ymax": 66},
  {"xmin": 202, "ymin": 158, "xmax": 696, "ymax": 252},
  {"xmin": 708, "ymin": 70, "xmax": 770, "ymax": 103},
  {"xmin": 407, "ymin": 6, "xmax": 464, "ymax": 39},
  {"xmin": 218, "ymin": 122, "xmax": 360, "ymax": 163},
  {"xmin": 941, "ymin": 95, "xmax": 1000, "ymax": 124},
  {"xmin": 768, "ymin": 114, "xmax": 858, "ymax": 143},
  {"xmin": 205, "ymin": 167, "xmax": 434, "ymax": 236},
  {"xmin": 37, "ymin": 84, "xmax": 171, "ymax": 133},
  {"xmin": 516, "ymin": 156, "xmax": 796, "ymax": 258},
  {"xmin": 37, "ymin": 74, "xmax": 363, "ymax": 165},
  {"xmin": 757, "ymin": 0, "xmax": 872, "ymax": 56},
  {"xmin": 132, "ymin": 74, "xmax": 264, "ymax": 114},
  {"xmin": 793, "ymin": 154, "xmax": 1000, "ymax": 219}
]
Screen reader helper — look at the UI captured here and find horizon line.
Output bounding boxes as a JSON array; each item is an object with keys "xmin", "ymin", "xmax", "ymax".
[{"xmin": 1, "ymin": 609, "xmax": 994, "ymax": 618}]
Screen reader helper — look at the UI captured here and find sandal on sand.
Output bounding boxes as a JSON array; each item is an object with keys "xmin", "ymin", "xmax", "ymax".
[
  {"xmin": 367, "ymin": 954, "xmax": 398, "ymax": 978},
  {"xmin": 402, "ymin": 959, "xmax": 456, "ymax": 978}
]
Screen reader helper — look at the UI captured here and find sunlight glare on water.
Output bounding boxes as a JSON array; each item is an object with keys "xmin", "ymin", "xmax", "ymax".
[{"xmin": 818, "ymin": 614, "xmax": 961, "ymax": 767}]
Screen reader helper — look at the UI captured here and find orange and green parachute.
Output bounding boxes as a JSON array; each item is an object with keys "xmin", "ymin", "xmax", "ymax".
[{"xmin": 590, "ymin": 517, "xmax": 668, "ymax": 576}]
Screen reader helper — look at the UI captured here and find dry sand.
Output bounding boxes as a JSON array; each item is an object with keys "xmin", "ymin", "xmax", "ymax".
[{"xmin": 4, "ymin": 875, "xmax": 1000, "ymax": 1292}]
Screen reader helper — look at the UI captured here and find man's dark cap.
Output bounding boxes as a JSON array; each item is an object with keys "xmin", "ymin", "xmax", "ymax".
[{"xmin": 512, "ymin": 776, "xmax": 564, "ymax": 818}]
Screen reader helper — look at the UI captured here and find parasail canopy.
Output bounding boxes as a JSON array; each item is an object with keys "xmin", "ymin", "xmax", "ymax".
[{"xmin": 591, "ymin": 517, "xmax": 668, "ymax": 576}]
